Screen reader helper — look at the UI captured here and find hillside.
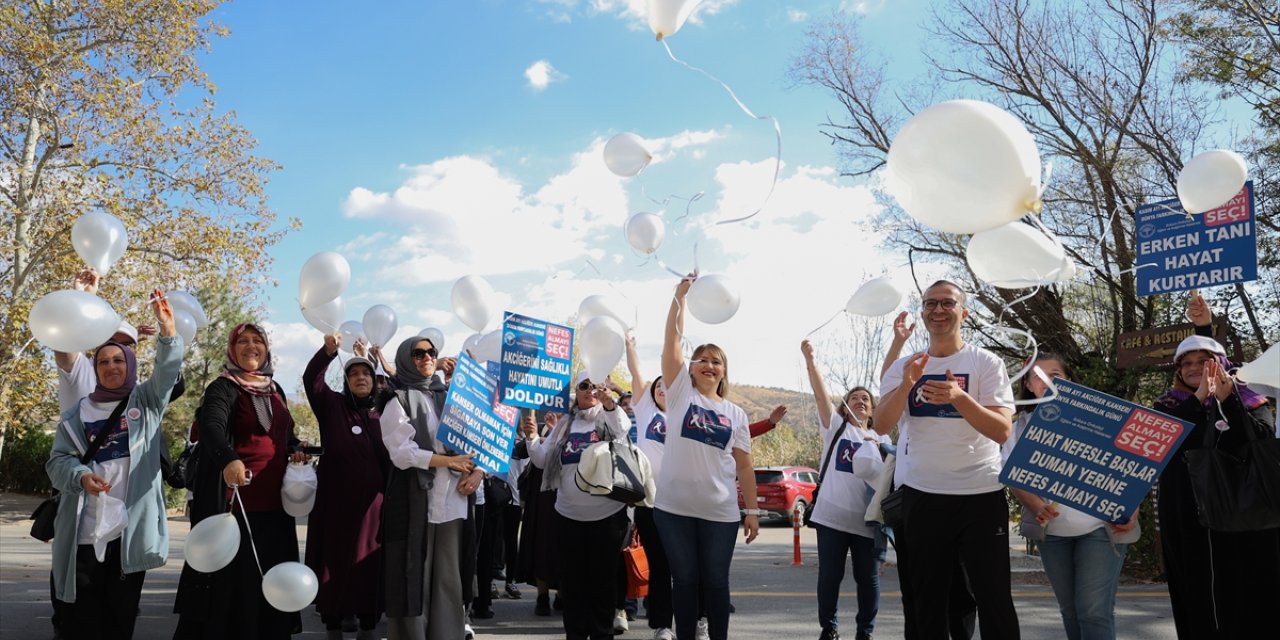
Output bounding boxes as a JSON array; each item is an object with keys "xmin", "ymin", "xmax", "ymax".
[{"xmin": 727, "ymin": 383, "xmax": 821, "ymax": 433}]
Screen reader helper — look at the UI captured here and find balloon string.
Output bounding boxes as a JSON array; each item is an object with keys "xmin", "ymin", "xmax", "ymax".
[
  {"xmin": 1016, "ymin": 364, "xmax": 1061, "ymax": 407},
  {"xmin": 975, "ymin": 316, "xmax": 1040, "ymax": 392},
  {"xmin": 232, "ymin": 486, "xmax": 265, "ymax": 576},
  {"xmin": 10, "ymin": 335, "xmax": 37, "ymax": 358},
  {"xmin": 804, "ymin": 309, "xmax": 845, "ymax": 338},
  {"xmin": 662, "ymin": 41, "xmax": 781, "ymax": 226}
]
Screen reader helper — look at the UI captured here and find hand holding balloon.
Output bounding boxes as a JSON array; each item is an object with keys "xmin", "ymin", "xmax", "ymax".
[
  {"xmin": 223, "ymin": 460, "xmax": 249, "ymax": 487},
  {"xmin": 72, "ymin": 267, "xmax": 99, "ymax": 294},
  {"xmin": 324, "ymin": 333, "xmax": 340, "ymax": 356},
  {"xmin": 150, "ymin": 289, "xmax": 176, "ymax": 337}
]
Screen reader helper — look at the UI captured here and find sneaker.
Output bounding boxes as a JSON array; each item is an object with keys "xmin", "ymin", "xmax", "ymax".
[
  {"xmin": 504, "ymin": 582, "xmax": 522, "ymax": 599},
  {"xmin": 854, "ymin": 632, "xmax": 872, "ymax": 640},
  {"xmin": 464, "ymin": 623, "xmax": 475, "ymax": 640},
  {"xmin": 818, "ymin": 628, "xmax": 841, "ymax": 640},
  {"xmin": 654, "ymin": 628, "xmax": 676, "ymax": 640},
  {"xmin": 626, "ymin": 609, "xmax": 636, "ymax": 622},
  {"xmin": 490, "ymin": 582, "xmax": 501, "ymax": 599},
  {"xmin": 534, "ymin": 594, "xmax": 551, "ymax": 616},
  {"xmin": 613, "ymin": 610, "xmax": 630, "ymax": 634},
  {"xmin": 696, "ymin": 618, "xmax": 710, "ymax": 640}
]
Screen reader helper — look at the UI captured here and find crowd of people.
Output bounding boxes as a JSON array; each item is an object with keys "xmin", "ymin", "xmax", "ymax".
[{"xmin": 40, "ymin": 268, "xmax": 1279, "ymax": 640}]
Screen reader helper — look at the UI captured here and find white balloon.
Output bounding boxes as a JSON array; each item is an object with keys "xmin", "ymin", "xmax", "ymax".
[
  {"xmin": 845, "ymin": 277, "xmax": 904, "ymax": 317},
  {"xmin": 582, "ymin": 316, "xmax": 626, "ymax": 382},
  {"xmin": 451, "ymin": 275, "xmax": 496, "ymax": 332},
  {"xmin": 184, "ymin": 513, "xmax": 241, "ymax": 573},
  {"xmin": 966, "ymin": 222, "xmax": 1071, "ymax": 289},
  {"xmin": 338, "ymin": 320, "xmax": 365, "ymax": 353},
  {"xmin": 603, "ymin": 133, "xmax": 652, "ymax": 178},
  {"xmin": 418, "ymin": 327, "xmax": 446, "ymax": 354},
  {"xmin": 648, "ymin": 0, "xmax": 701, "ymax": 40},
  {"xmin": 578, "ymin": 294, "xmax": 632, "ymax": 329},
  {"xmin": 261, "ymin": 562, "xmax": 319, "ymax": 613},
  {"xmin": 29, "ymin": 290, "xmax": 121, "ymax": 353},
  {"xmin": 301, "ymin": 296, "xmax": 345, "ymax": 335},
  {"xmin": 1177, "ymin": 149, "xmax": 1248, "ymax": 214},
  {"xmin": 71, "ymin": 211, "xmax": 128, "ymax": 276},
  {"xmin": 462, "ymin": 332, "xmax": 483, "ymax": 359},
  {"xmin": 625, "ymin": 212, "xmax": 666, "ymax": 254},
  {"xmin": 1237, "ymin": 343, "xmax": 1280, "ymax": 389},
  {"xmin": 166, "ymin": 291, "xmax": 208, "ymax": 328},
  {"xmin": 362, "ymin": 305, "xmax": 398, "ymax": 348},
  {"xmin": 173, "ymin": 310, "xmax": 198, "ymax": 345},
  {"xmin": 885, "ymin": 100, "xmax": 1042, "ymax": 234},
  {"xmin": 472, "ymin": 329, "xmax": 503, "ymax": 363},
  {"xmin": 686, "ymin": 275, "xmax": 741, "ymax": 325},
  {"xmin": 298, "ymin": 252, "xmax": 351, "ymax": 310}
]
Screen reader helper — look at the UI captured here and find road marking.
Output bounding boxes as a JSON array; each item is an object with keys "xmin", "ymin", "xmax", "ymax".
[{"xmin": 730, "ymin": 591, "xmax": 1169, "ymax": 599}]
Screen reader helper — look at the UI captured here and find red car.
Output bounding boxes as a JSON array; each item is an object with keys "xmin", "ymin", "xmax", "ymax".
[{"xmin": 737, "ymin": 466, "xmax": 819, "ymax": 520}]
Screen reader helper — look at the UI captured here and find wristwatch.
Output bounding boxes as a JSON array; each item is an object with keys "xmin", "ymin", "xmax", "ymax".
[{"xmin": 742, "ymin": 509, "xmax": 764, "ymax": 517}]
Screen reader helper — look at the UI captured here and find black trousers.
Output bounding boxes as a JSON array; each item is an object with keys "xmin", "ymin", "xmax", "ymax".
[
  {"xmin": 898, "ymin": 487, "xmax": 1018, "ymax": 640},
  {"xmin": 634, "ymin": 506, "xmax": 673, "ymax": 628},
  {"xmin": 557, "ymin": 509, "xmax": 630, "ymax": 640},
  {"xmin": 501, "ymin": 503, "xmax": 522, "ymax": 579},
  {"xmin": 67, "ymin": 539, "xmax": 145, "ymax": 640},
  {"xmin": 474, "ymin": 502, "xmax": 499, "ymax": 610}
]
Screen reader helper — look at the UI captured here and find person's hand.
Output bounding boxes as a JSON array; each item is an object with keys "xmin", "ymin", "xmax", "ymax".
[
  {"xmin": 1110, "ymin": 511, "xmax": 1138, "ymax": 534},
  {"xmin": 675, "ymin": 273, "xmax": 697, "ymax": 300},
  {"xmin": 603, "ymin": 375, "xmax": 624, "ymax": 394},
  {"xmin": 150, "ymin": 289, "xmax": 176, "ymax": 336},
  {"xmin": 1187, "ymin": 290, "xmax": 1212, "ymax": 327},
  {"xmin": 520, "ymin": 413, "xmax": 538, "ymax": 440},
  {"xmin": 800, "ymin": 339, "xmax": 815, "ymax": 361},
  {"xmin": 80, "ymin": 472, "xmax": 111, "ymax": 496},
  {"xmin": 290, "ymin": 441, "xmax": 312, "ymax": 463},
  {"xmin": 444, "ymin": 453, "xmax": 475, "ymax": 474},
  {"xmin": 136, "ymin": 324, "xmax": 158, "ymax": 339},
  {"xmin": 323, "ymin": 333, "xmax": 340, "ymax": 356},
  {"xmin": 892, "ymin": 311, "xmax": 917, "ymax": 344},
  {"xmin": 458, "ymin": 470, "xmax": 483, "ymax": 496},
  {"xmin": 625, "ymin": 333, "xmax": 637, "ymax": 351},
  {"xmin": 352, "ymin": 339, "xmax": 368, "ymax": 358},
  {"xmin": 72, "ymin": 267, "xmax": 99, "ymax": 294},
  {"xmin": 920, "ymin": 369, "xmax": 966, "ymax": 405},
  {"xmin": 223, "ymin": 460, "xmax": 249, "ymax": 487},
  {"xmin": 437, "ymin": 356, "xmax": 457, "ymax": 378},
  {"xmin": 544, "ymin": 412, "xmax": 560, "ymax": 431},
  {"xmin": 743, "ymin": 513, "xmax": 759, "ymax": 544},
  {"xmin": 902, "ymin": 352, "xmax": 929, "ymax": 387},
  {"xmin": 1035, "ymin": 501, "xmax": 1060, "ymax": 526},
  {"xmin": 767, "ymin": 405, "xmax": 788, "ymax": 426},
  {"xmin": 596, "ymin": 387, "xmax": 617, "ymax": 411},
  {"xmin": 1205, "ymin": 359, "xmax": 1233, "ymax": 403}
]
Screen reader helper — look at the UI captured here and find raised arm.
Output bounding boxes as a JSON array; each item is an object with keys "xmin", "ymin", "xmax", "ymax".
[
  {"xmin": 137, "ymin": 289, "xmax": 182, "ymax": 410},
  {"xmin": 625, "ymin": 333, "xmax": 646, "ymax": 396},
  {"xmin": 881, "ymin": 311, "xmax": 916, "ymax": 379},
  {"xmin": 661, "ymin": 275, "xmax": 695, "ymax": 385},
  {"xmin": 303, "ymin": 335, "xmax": 341, "ymax": 411},
  {"xmin": 801, "ymin": 340, "xmax": 834, "ymax": 429},
  {"xmin": 53, "ymin": 267, "xmax": 101, "ymax": 372}
]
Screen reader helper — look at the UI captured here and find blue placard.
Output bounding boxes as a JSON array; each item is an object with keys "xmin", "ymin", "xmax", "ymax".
[
  {"xmin": 1000, "ymin": 380, "xmax": 1193, "ymax": 523},
  {"xmin": 438, "ymin": 353, "xmax": 521, "ymax": 475},
  {"xmin": 497, "ymin": 311, "xmax": 574, "ymax": 414},
  {"xmin": 1135, "ymin": 182, "xmax": 1257, "ymax": 296}
]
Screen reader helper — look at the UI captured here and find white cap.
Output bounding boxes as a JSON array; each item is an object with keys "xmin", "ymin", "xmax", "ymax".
[
  {"xmin": 575, "ymin": 370, "xmax": 591, "ymax": 386},
  {"xmin": 1174, "ymin": 335, "xmax": 1226, "ymax": 363},
  {"xmin": 113, "ymin": 321, "xmax": 139, "ymax": 345},
  {"xmin": 281, "ymin": 462, "xmax": 317, "ymax": 518}
]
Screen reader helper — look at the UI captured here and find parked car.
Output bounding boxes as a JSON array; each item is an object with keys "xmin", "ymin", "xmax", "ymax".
[{"xmin": 737, "ymin": 466, "xmax": 818, "ymax": 520}]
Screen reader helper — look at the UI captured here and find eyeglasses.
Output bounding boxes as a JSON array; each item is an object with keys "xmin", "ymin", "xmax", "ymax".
[
  {"xmin": 923, "ymin": 298, "xmax": 960, "ymax": 311},
  {"xmin": 411, "ymin": 348, "xmax": 438, "ymax": 361},
  {"xmin": 577, "ymin": 381, "xmax": 595, "ymax": 391}
]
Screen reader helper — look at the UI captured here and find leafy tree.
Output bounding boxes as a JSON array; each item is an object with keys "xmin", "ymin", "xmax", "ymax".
[{"xmin": 0, "ymin": 0, "xmax": 292, "ymax": 460}]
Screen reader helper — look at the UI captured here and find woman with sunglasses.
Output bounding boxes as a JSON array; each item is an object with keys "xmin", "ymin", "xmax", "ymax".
[
  {"xmin": 528, "ymin": 371, "xmax": 630, "ymax": 640},
  {"xmin": 654, "ymin": 274, "xmax": 759, "ymax": 640},
  {"xmin": 378, "ymin": 336, "xmax": 478, "ymax": 640}
]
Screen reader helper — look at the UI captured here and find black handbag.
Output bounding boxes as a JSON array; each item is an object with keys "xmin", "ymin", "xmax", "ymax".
[
  {"xmin": 30, "ymin": 400, "xmax": 129, "ymax": 542},
  {"xmin": 806, "ymin": 419, "xmax": 849, "ymax": 527},
  {"xmin": 1184, "ymin": 413, "xmax": 1280, "ymax": 532},
  {"xmin": 165, "ymin": 439, "xmax": 199, "ymax": 490},
  {"xmin": 879, "ymin": 486, "xmax": 907, "ymax": 531}
]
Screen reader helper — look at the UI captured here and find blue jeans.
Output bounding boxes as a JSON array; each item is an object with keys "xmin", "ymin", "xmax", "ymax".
[
  {"xmin": 1038, "ymin": 528, "xmax": 1127, "ymax": 640},
  {"xmin": 654, "ymin": 509, "xmax": 739, "ymax": 640},
  {"xmin": 815, "ymin": 524, "xmax": 880, "ymax": 636}
]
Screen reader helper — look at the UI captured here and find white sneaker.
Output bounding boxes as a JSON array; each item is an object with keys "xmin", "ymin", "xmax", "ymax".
[
  {"xmin": 464, "ymin": 623, "xmax": 475, "ymax": 640},
  {"xmin": 654, "ymin": 628, "xmax": 676, "ymax": 640},
  {"xmin": 614, "ymin": 609, "xmax": 630, "ymax": 633},
  {"xmin": 695, "ymin": 618, "xmax": 710, "ymax": 640}
]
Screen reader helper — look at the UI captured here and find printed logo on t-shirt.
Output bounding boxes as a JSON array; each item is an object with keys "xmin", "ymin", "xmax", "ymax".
[
  {"xmin": 628, "ymin": 416, "xmax": 638, "ymax": 443},
  {"xmin": 645, "ymin": 414, "xmax": 667, "ymax": 444},
  {"xmin": 834, "ymin": 439, "xmax": 862, "ymax": 473},
  {"xmin": 908, "ymin": 373, "xmax": 971, "ymax": 419},
  {"xmin": 680, "ymin": 404, "xmax": 733, "ymax": 450},
  {"xmin": 84, "ymin": 416, "xmax": 130, "ymax": 464},
  {"xmin": 560, "ymin": 430, "xmax": 600, "ymax": 465}
]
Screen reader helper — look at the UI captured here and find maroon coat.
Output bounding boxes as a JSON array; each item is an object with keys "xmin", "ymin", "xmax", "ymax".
[{"xmin": 302, "ymin": 348, "xmax": 390, "ymax": 616}]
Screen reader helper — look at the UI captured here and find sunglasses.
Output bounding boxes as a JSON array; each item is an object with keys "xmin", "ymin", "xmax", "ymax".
[
  {"xmin": 577, "ymin": 381, "xmax": 595, "ymax": 391},
  {"xmin": 411, "ymin": 347, "xmax": 438, "ymax": 361},
  {"xmin": 923, "ymin": 298, "xmax": 960, "ymax": 311}
]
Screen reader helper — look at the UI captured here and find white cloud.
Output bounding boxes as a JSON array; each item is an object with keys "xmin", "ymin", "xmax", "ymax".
[
  {"xmin": 524, "ymin": 60, "xmax": 567, "ymax": 91},
  {"xmin": 787, "ymin": 7, "xmax": 808, "ymax": 22},
  {"xmin": 841, "ymin": 0, "xmax": 887, "ymax": 15},
  {"xmin": 532, "ymin": 0, "xmax": 738, "ymax": 32}
]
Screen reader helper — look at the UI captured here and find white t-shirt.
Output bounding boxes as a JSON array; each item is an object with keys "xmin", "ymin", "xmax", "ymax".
[
  {"xmin": 810, "ymin": 414, "xmax": 889, "ymax": 537},
  {"xmin": 58, "ymin": 355, "xmax": 96, "ymax": 415},
  {"xmin": 1003, "ymin": 414, "xmax": 1104, "ymax": 537},
  {"xmin": 532, "ymin": 408, "xmax": 628, "ymax": 522},
  {"xmin": 74, "ymin": 398, "xmax": 131, "ymax": 561},
  {"xmin": 632, "ymin": 384, "xmax": 668, "ymax": 482},
  {"xmin": 880, "ymin": 344, "xmax": 1015, "ymax": 495},
  {"xmin": 654, "ymin": 364, "xmax": 751, "ymax": 523}
]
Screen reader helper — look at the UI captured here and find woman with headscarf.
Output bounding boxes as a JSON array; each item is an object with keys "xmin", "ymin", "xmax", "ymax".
[
  {"xmin": 1153, "ymin": 292, "xmax": 1279, "ymax": 640},
  {"xmin": 47, "ymin": 290, "xmax": 182, "ymax": 639},
  {"xmin": 174, "ymin": 323, "xmax": 306, "ymax": 639},
  {"xmin": 303, "ymin": 333, "xmax": 391, "ymax": 640},
  {"xmin": 527, "ymin": 369, "xmax": 630, "ymax": 640},
  {"xmin": 378, "ymin": 336, "xmax": 479, "ymax": 640}
]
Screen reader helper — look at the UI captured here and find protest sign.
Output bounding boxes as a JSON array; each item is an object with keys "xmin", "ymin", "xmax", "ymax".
[
  {"xmin": 1136, "ymin": 182, "xmax": 1257, "ymax": 296},
  {"xmin": 497, "ymin": 311, "xmax": 574, "ymax": 414},
  {"xmin": 438, "ymin": 353, "xmax": 521, "ymax": 475},
  {"xmin": 1000, "ymin": 380, "xmax": 1193, "ymax": 523}
]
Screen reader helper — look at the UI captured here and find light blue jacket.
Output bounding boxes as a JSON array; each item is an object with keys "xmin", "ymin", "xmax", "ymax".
[{"xmin": 46, "ymin": 335, "xmax": 183, "ymax": 603}]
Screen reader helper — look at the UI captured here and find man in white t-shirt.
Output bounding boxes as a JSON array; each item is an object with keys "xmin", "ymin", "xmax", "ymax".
[{"xmin": 874, "ymin": 280, "xmax": 1019, "ymax": 640}]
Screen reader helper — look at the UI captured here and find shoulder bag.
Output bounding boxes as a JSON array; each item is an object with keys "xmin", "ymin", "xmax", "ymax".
[{"xmin": 1184, "ymin": 409, "xmax": 1280, "ymax": 532}]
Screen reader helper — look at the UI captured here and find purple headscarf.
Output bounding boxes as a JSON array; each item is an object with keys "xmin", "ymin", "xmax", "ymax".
[
  {"xmin": 87, "ymin": 341, "xmax": 137, "ymax": 403},
  {"xmin": 1156, "ymin": 351, "xmax": 1269, "ymax": 412}
]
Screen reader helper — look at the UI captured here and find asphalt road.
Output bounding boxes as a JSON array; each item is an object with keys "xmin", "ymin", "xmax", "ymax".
[{"xmin": 0, "ymin": 494, "xmax": 1177, "ymax": 639}]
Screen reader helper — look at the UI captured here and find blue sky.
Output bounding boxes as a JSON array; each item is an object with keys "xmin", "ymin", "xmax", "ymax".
[{"xmin": 194, "ymin": 0, "xmax": 947, "ymax": 393}]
